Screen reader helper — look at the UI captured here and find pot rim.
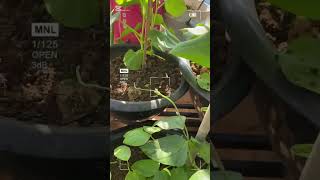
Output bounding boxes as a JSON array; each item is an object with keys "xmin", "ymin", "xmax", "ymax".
[
  {"xmin": 0, "ymin": 115, "xmax": 106, "ymax": 159},
  {"xmin": 219, "ymin": 0, "xmax": 320, "ymax": 127}
]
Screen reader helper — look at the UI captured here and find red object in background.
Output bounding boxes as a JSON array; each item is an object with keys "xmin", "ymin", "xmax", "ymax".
[{"xmin": 110, "ymin": 0, "xmax": 164, "ymax": 44}]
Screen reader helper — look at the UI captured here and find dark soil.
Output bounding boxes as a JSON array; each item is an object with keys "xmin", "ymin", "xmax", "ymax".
[
  {"xmin": 110, "ymin": 55, "xmax": 181, "ymax": 101},
  {"xmin": 0, "ymin": 0, "xmax": 107, "ymax": 127},
  {"xmin": 256, "ymin": 0, "xmax": 320, "ymax": 52}
]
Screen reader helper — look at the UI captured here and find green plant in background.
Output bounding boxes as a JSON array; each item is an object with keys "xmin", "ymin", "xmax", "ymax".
[
  {"xmin": 115, "ymin": 0, "xmax": 187, "ymax": 70},
  {"xmin": 152, "ymin": 24, "xmax": 211, "ymax": 92},
  {"xmin": 112, "ymin": 89, "xmax": 210, "ymax": 180},
  {"xmin": 43, "ymin": 0, "xmax": 104, "ymax": 28},
  {"xmin": 291, "ymin": 144, "xmax": 314, "ymax": 158},
  {"xmin": 267, "ymin": 0, "xmax": 320, "ymax": 94},
  {"xmin": 170, "ymin": 28, "xmax": 210, "ymax": 92}
]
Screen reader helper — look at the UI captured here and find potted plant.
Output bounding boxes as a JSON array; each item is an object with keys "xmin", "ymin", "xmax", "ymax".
[
  {"xmin": 162, "ymin": 0, "xmax": 254, "ymax": 122},
  {"xmin": 111, "ymin": 90, "xmax": 211, "ymax": 179},
  {"xmin": 110, "ymin": 0, "xmax": 190, "ymax": 120},
  {"xmin": 0, "ymin": 0, "xmax": 107, "ymax": 158},
  {"xmin": 219, "ymin": 0, "xmax": 320, "ymax": 127}
]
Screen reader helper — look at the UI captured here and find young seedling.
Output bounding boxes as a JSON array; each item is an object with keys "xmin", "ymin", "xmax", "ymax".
[{"xmin": 114, "ymin": 0, "xmax": 187, "ymax": 70}]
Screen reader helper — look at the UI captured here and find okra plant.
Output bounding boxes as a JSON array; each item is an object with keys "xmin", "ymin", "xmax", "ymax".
[
  {"xmin": 267, "ymin": 0, "xmax": 320, "ymax": 94},
  {"xmin": 112, "ymin": 89, "xmax": 210, "ymax": 180},
  {"xmin": 115, "ymin": 0, "xmax": 187, "ymax": 70}
]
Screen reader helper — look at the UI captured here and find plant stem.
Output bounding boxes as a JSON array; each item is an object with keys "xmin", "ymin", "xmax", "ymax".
[
  {"xmin": 142, "ymin": 0, "xmax": 153, "ymax": 64},
  {"xmin": 133, "ymin": 84, "xmax": 189, "ymax": 139},
  {"xmin": 127, "ymin": 161, "xmax": 131, "ymax": 171},
  {"xmin": 151, "ymin": 0, "xmax": 159, "ymax": 27},
  {"xmin": 76, "ymin": 65, "xmax": 109, "ymax": 90},
  {"xmin": 157, "ymin": 1, "xmax": 165, "ymax": 11}
]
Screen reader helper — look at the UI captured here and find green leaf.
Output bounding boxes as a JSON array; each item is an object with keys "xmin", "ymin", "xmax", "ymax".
[
  {"xmin": 213, "ymin": 171, "xmax": 243, "ymax": 180},
  {"xmin": 291, "ymin": 144, "xmax": 313, "ymax": 158},
  {"xmin": 170, "ymin": 167, "xmax": 189, "ymax": 180},
  {"xmin": 153, "ymin": 170, "xmax": 170, "ymax": 180},
  {"xmin": 114, "ymin": 145, "xmax": 131, "ymax": 161},
  {"xmin": 170, "ymin": 33, "xmax": 210, "ymax": 68},
  {"xmin": 143, "ymin": 126, "xmax": 162, "ymax": 134},
  {"xmin": 123, "ymin": 127, "xmax": 151, "ymax": 146},
  {"xmin": 121, "ymin": 27, "xmax": 135, "ymax": 39},
  {"xmin": 43, "ymin": 0, "xmax": 100, "ymax": 28},
  {"xmin": 149, "ymin": 28, "xmax": 180, "ymax": 52},
  {"xmin": 120, "ymin": 23, "xmax": 141, "ymax": 40},
  {"xmin": 278, "ymin": 36, "xmax": 320, "ymax": 94},
  {"xmin": 125, "ymin": 171, "xmax": 146, "ymax": 180},
  {"xmin": 165, "ymin": 0, "xmax": 187, "ymax": 17},
  {"xmin": 188, "ymin": 138, "xmax": 210, "ymax": 164},
  {"xmin": 200, "ymin": 107, "xmax": 208, "ymax": 112},
  {"xmin": 116, "ymin": 0, "xmax": 140, "ymax": 6},
  {"xmin": 132, "ymin": 159, "xmax": 160, "ymax": 177},
  {"xmin": 189, "ymin": 169, "xmax": 210, "ymax": 180},
  {"xmin": 153, "ymin": 116, "xmax": 186, "ymax": 130},
  {"xmin": 268, "ymin": 0, "xmax": 320, "ymax": 20},
  {"xmin": 154, "ymin": 14, "xmax": 165, "ymax": 26},
  {"xmin": 140, "ymin": 135, "xmax": 188, "ymax": 167},
  {"xmin": 135, "ymin": 23, "xmax": 142, "ymax": 31},
  {"xmin": 124, "ymin": 49, "xmax": 144, "ymax": 70},
  {"xmin": 181, "ymin": 26, "xmax": 209, "ymax": 40},
  {"xmin": 197, "ymin": 73, "xmax": 210, "ymax": 91},
  {"xmin": 198, "ymin": 142, "xmax": 210, "ymax": 164}
]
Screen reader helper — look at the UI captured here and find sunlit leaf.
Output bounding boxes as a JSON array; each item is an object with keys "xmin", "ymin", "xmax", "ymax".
[
  {"xmin": 140, "ymin": 135, "xmax": 188, "ymax": 167},
  {"xmin": 170, "ymin": 33, "xmax": 210, "ymax": 68},
  {"xmin": 197, "ymin": 72, "xmax": 210, "ymax": 91},
  {"xmin": 143, "ymin": 126, "xmax": 162, "ymax": 134},
  {"xmin": 123, "ymin": 127, "xmax": 151, "ymax": 146},
  {"xmin": 154, "ymin": 14, "xmax": 165, "ymax": 26},
  {"xmin": 132, "ymin": 159, "xmax": 160, "ymax": 177},
  {"xmin": 149, "ymin": 28, "xmax": 180, "ymax": 52},
  {"xmin": 189, "ymin": 169, "xmax": 210, "ymax": 180},
  {"xmin": 153, "ymin": 116, "xmax": 186, "ymax": 130},
  {"xmin": 181, "ymin": 25, "xmax": 209, "ymax": 40},
  {"xmin": 188, "ymin": 137, "xmax": 210, "ymax": 164},
  {"xmin": 116, "ymin": 0, "xmax": 140, "ymax": 6},
  {"xmin": 165, "ymin": 0, "xmax": 187, "ymax": 17},
  {"xmin": 114, "ymin": 145, "xmax": 131, "ymax": 161},
  {"xmin": 124, "ymin": 49, "xmax": 144, "ymax": 70},
  {"xmin": 125, "ymin": 171, "xmax": 146, "ymax": 180}
]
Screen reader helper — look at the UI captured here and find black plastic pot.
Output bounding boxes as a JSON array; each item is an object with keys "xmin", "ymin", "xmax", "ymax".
[
  {"xmin": 0, "ymin": 115, "xmax": 107, "ymax": 159},
  {"xmin": 219, "ymin": 0, "xmax": 320, "ymax": 128},
  {"xmin": 110, "ymin": 45, "xmax": 189, "ymax": 120}
]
